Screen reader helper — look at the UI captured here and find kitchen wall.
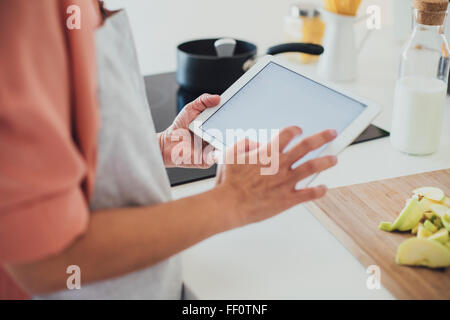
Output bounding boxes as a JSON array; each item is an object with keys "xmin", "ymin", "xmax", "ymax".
[{"xmin": 104, "ymin": 0, "xmax": 392, "ymax": 76}]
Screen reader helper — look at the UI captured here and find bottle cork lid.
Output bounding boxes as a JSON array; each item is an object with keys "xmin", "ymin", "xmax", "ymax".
[{"xmin": 413, "ymin": 0, "xmax": 448, "ymax": 25}]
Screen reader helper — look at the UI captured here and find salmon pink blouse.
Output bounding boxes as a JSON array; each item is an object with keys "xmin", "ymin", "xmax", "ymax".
[{"xmin": 0, "ymin": 0, "xmax": 101, "ymax": 299}]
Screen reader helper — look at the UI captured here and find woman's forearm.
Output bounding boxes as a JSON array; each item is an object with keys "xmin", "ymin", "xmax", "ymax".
[
  {"xmin": 5, "ymin": 186, "xmax": 238, "ymax": 295},
  {"xmin": 6, "ymin": 127, "xmax": 338, "ymax": 296}
]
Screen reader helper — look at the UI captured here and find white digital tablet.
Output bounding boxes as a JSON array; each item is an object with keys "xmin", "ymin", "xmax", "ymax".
[{"xmin": 189, "ymin": 55, "xmax": 380, "ymax": 187}]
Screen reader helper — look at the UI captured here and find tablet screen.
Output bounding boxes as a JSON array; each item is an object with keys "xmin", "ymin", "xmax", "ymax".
[{"xmin": 200, "ymin": 62, "xmax": 366, "ymax": 166}]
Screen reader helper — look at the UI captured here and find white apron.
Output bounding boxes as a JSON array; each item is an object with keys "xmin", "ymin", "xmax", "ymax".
[{"xmin": 36, "ymin": 9, "xmax": 182, "ymax": 300}]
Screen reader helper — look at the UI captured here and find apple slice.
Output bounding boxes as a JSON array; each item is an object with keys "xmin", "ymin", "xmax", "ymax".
[
  {"xmin": 428, "ymin": 228, "xmax": 449, "ymax": 244},
  {"xmin": 411, "ymin": 224, "xmax": 419, "ymax": 235},
  {"xmin": 378, "ymin": 221, "xmax": 392, "ymax": 232},
  {"xmin": 423, "ymin": 220, "xmax": 437, "ymax": 233},
  {"xmin": 417, "ymin": 224, "xmax": 432, "ymax": 239},
  {"xmin": 413, "ymin": 187, "xmax": 445, "ymax": 202},
  {"xmin": 379, "ymin": 199, "xmax": 424, "ymax": 232},
  {"xmin": 418, "ymin": 197, "xmax": 439, "ymax": 212},
  {"xmin": 390, "ymin": 198, "xmax": 425, "ymax": 231},
  {"xmin": 433, "ymin": 216, "xmax": 444, "ymax": 229},
  {"xmin": 443, "ymin": 196, "xmax": 450, "ymax": 208},
  {"xmin": 428, "ymin": 204, "xmax": 450, "ymax": 231},
  {"xmin": 396, "ymin": 238, "xmax": 450, "ymax": 268},
  {"xmin": 442, "ymin": 213, "xmax": 450, "ymax": 232},
  {"xmin": 430, "ymin": 203, "xmax": 450, "ymax": 219}
]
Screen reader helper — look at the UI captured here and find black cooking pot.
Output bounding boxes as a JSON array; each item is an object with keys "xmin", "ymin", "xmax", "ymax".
[{"xmin": 176, "ymin": 38, "xmax": 324, "ymax": 94}]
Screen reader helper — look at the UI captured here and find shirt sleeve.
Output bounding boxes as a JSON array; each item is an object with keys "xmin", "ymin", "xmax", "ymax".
[{"xmin": 0, "ymin": 0, "xmax": 92, "ymax": 263}]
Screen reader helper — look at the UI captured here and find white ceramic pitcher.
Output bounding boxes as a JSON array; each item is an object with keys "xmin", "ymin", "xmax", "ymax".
[{"xmin": 317, "ymin": 9, "xmax": 371, "ymax": 82}]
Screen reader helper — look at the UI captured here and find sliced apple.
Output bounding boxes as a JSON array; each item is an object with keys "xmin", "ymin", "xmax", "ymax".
[
  {"xmin": 396, "ymin": 238, "xmax": 450, "ymax": 268},
  {"xmin": 443, "ymin": 196, "xmax": 450, "ymax": 208},
  {"xmin": 413, "ymin": 187, "xmax": 445, "ymax": 202},
  {"xmin": 442, "ymin": 213, "xmax": 450, "ymax": 232},
  {"xmin": 433, "ymin": 216, "xmax": 444, "ymax": 229},
  {"xmin": 424, "ymin": 211, "xmax": 434, "ymax": 220},
  {"xmin": 429, "ymin": 204, "xmax": 450, "ymax": 231},
  {"xmin": 378, "ymin": 221, "xmax": 392, "ymax": 232},
  {"xmin": 390, "ymin": 198, "xmax": 425, "ymax": 231},
  {"xmin": 423, "ymin": 220, "xmax": 437, "ymax": 233},
  {"xmin": 417, "ymin": 224, "xmax": 432, "ymax": 239},
  {"xmin": 411, "ymin": 224, "xmax": 419, "ymax": 235},
  {"xmin": 428, "ymin": 228, "xmax": 449, "ymax": 244},
  {"xmin": 418, "ymin": 197, "xmax": 438, "ymax": 212},
  {"xmin": 430, "ymin": 203, "xmax": 450, "ymax": 219}
]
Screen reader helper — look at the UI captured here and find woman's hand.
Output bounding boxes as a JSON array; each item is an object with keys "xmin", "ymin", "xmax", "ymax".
[
  {"xmin": 158, "ymin": 93, "xmax": 220, "ymax": 168},
  {"xmin": 215, "ymin": 126, "xmax": 338, "ymax": 228}
]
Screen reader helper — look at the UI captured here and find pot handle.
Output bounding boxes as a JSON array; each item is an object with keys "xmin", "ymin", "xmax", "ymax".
[{"xmin": 266, "ymin": 43, "xmax": 324, "ymax": 56}]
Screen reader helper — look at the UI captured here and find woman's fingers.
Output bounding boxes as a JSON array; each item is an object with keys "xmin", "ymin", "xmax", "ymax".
[
  {"xmin": 199, "ymin": 93, "xmax": 221, "ymax": 108},
  {"xmin": 286, "ymin": 129, "xmax": 337, "ymax": 164},
  {"xmin": 293, "ymin": 185, "xmax": 328, "ymax": 203},
  {"xmin": 191, "ymin": 93, "xmax": 221, "ymax": 110},
  {"xmin": 179, "ymin": 94, "xmax": 221, "ymax": 126},
  {"xmin": 244, "ymin": 140, "xmax": 260, "ymax": 153},
  {"xmin": 270, "ymin": 126, "xmax": 303, "ymax": 152},
  {"xmin": 224, "ymin": 138, "xmax": 259, "ymax": 164},
  {"xmin": 290, "ymin": 155, "xmax": 338, "ymax": 183}
]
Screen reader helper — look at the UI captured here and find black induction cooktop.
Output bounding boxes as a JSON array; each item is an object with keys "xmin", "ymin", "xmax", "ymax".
[{"xmin": 144, "ymin": 72, "xmax": 389, "ymax": 187}]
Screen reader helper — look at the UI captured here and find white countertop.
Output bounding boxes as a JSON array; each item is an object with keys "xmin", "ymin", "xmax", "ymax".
[{"xmin": 170, "ymin": 26, "xmax": 450, "ymax": 299}]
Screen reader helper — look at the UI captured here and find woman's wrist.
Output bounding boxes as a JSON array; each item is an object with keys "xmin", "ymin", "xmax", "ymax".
[{"xmin": 207, "ymin": 184, "xmax": 246, "ymax": 232}]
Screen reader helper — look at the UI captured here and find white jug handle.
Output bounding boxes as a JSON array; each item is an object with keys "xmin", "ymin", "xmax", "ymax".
[{"xmin": 354, "ymin": 13, "xmax": 374, "ymax": 53}]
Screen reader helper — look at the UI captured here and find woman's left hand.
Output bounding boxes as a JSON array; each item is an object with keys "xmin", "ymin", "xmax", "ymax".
[{"xmin": 158, "ymin": 93, "xmax": 220, "ymax": 168}]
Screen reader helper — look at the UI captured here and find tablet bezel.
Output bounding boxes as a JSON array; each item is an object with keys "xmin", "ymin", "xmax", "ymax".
[{"xmin": 189, "ymin": 55, "xmax": 380, "ymax": 185}]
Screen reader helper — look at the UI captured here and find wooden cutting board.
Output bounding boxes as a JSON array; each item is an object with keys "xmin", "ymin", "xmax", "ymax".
[{"xmin": 306, "ymin": 169, "xmax": 450, "ymax": 300}]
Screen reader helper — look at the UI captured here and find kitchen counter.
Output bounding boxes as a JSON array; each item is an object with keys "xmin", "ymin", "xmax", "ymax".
[{"xmin": 166, "ymin": 26, "xmax": 450, "ymax": 299}]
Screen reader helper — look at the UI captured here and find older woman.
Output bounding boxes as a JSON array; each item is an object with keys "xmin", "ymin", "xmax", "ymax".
[{"xmin": 0, "ymin": 0, "xmax": 337, "ymax": 299}]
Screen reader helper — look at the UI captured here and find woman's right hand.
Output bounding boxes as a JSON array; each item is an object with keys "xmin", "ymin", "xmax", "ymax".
[{"xmin": 215, "ymin": 126, "xmax": 338, "ymax": 229}]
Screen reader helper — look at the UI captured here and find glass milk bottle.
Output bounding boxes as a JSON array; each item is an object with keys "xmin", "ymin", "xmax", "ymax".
[{"xmin": 391, "ymin": 0, "xmax": 449, "ymax": 155}]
